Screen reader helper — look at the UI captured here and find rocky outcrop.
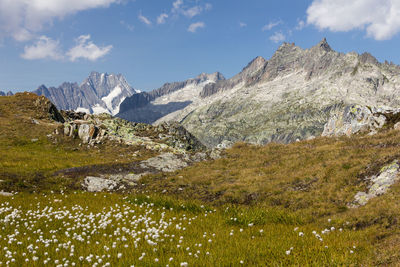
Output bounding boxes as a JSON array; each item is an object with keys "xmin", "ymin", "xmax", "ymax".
[
  {"xmin": 62, "ymin": 111, "xmax": 206, "ymax": 152},
  {"xmin": 80, "ymin": 150, "xmax": 218, "ymax": 192},
  {"xmin": 33, "ymin": 72, "xmax": 137, "ymax": 115},
  {"xmin": 33, "ymin": 95, "xmax": 65, "ymax": 123},
  {"xmin": 352, "ymin": 161, "xmax": 400, "ymax": 207},
  {"xmin": 322, "ymin": 105, "xmax": 400, "ymax": 137}
]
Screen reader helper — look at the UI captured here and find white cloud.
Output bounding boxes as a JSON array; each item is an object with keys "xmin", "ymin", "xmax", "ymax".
[
  {"xmin": 188, "ymin": 22, "xmax": 205, "ymax": 33},
  {"xmin": 269, "ymin": 32, "xmax": 285, "ymax": 43},
  {"xmin": 157, "ymin": 13, "xmax": 169, "ymax": 24},
  {"xmin": 21, "ymin": 36, "xmax": 63, "ymax": 60},
  {"xmin": 171, "ymin": 0, "xmax": 210, "ymax": 19},
  {"xmin": 120, "ymin": 20, "xmax": 134, "ymax": 31},
  {"xmin": 307, "ymin": 0, "xmax": 400, "ymax": 40},
  {"xmin": 138, "ymin": 13, "xmax": 152, "ymax": 26},
  {"xmin": 172, "ymin": 0, "xmax": 183, "ymax": 13},
  {"xmin": 183, "ymin": 6, "xmax": 202, "ymax": 18},
  {"xmin": 262, "ymin": 21, "xmax": 282, "ymax": 31},
  {"xmin": 0, "ymin": 0, "xmax": 121, "ymax": 41},
  {"xmin": 295, "ymin": 20, "xmax": 305, "ymax": 30},
  {"xmin": 66, "ymin": 35, "xmax": 112, "ymax": 61},
  {"xmin": 239, "ymin": 22, "xmax": 247, "ymax": 28}
]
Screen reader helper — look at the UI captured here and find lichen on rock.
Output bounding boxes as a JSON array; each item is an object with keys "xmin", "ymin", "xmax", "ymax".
[{"xmin": 352, "ymin": 160, "xmax": 400, "ymax": 207}]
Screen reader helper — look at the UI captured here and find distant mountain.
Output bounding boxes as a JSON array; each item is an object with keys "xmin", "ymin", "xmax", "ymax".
[
  {"xmin": 0, "ymin": 91, "xmax": 13, "ymax": 96},
  {"xmin": 142, "ymin": 38, "xmax": 400, "ymax": 147},
  {"xmin": 33, "ymin": 72, "xmax": 137, "ymax": 115},
  {"xmin": 117, "ymin": 72, "xmax": 225, "ymax": 124}
]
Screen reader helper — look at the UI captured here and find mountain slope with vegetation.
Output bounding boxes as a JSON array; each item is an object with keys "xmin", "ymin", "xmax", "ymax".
[{"xmin": 2, "ymin": 93, "xmax": 400, "ymax": 265}]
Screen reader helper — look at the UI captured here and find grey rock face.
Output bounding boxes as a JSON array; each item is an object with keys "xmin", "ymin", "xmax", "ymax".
[
  {"xmin": 200, "ymin": 56, "xmax": 267, "ymax": 98},
  {"xmin": 322, "ymin": 105, "xmax": 399, "ymax": 137},
  {"xmin": 33, "ymin": 72, "xmax": 137, "ymax": 115},
  {"xmin": 155, "ymin": 38, "xmax": 400, "ymax": 147},
  {"xmin": 117, "ymin": 72, "xmax": 225, "ymax": 124}
]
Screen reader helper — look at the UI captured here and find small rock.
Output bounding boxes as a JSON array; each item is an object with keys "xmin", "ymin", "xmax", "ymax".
[
  {"xmin": 31, "ymin": 138, "xmax": 38, "ymax": 142},
  {"xmin": 394, "ymin": 122, "xmax": 400, "ymax": 130}
]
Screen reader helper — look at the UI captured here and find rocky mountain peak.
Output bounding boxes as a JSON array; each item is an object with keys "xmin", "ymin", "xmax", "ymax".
[
  {"xmin": 312, "ymin": 37, "xmax": 332, "ymax": 52},
  {"xmin": 33, "ymin": 71, "xmax": 137, "ymax": 116},
  {"xmin": 195, "ymin": 72, "xmax": 225, "ymax": 83},
  {"xmin": 359, "ymin": 52, "xmax": 379, "ymax": 65},
  {"xmin": 242, "ymin": 56, "xmax": 267, "ymax": 73}
]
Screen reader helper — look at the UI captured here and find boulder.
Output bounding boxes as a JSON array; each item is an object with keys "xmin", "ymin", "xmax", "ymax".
[
  {"xmin": 352, "ymin": 161, "xmax": 400, "ymax": 207},
  {"xmin": 83, "ymin": 176, "xmax": 118, "ymax": 192},
  {"xmin": 141, "ymin": 153, "xmax": 188, "ymax": 172}
]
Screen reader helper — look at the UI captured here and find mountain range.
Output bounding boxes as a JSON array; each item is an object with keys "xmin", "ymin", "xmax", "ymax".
[
  {"xmin": 24, "ymin": 38, "xmax": 400, "ymax": 148},
  {"xmin": 33, "ymin": 72, "xmax": 137, "ymax": 115},
  {"xmin": 118, "ymin": 38, "xmax": 400, "ymax": 147},
  {"xmin": 0, "ymin": 91, "xmax": 13, "ymax": 96}
]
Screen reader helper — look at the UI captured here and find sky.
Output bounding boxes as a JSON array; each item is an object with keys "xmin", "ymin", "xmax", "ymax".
[{"xmin": 1, "ymin": 0, "xmax": 400, "ymax": 93}]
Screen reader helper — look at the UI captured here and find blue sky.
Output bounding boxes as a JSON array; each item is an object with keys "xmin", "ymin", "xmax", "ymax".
[{"xmin": 1, "ymin": 0, "xmax": 400, "ymax": 92}]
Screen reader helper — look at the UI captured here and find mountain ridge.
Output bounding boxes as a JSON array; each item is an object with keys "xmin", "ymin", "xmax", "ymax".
[
  {"xmin": 33, "ymin": 71, "xmax": 137, "ymax": 115},
  {"xmin": 149, "ymin": 38, "xmax": 400, "ymax": 147}
]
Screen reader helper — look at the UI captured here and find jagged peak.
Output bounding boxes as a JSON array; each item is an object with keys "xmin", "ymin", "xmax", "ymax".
[
  {"xmin": 194, "ymin": 72, "xmax": 225, "ymax": 82},
  {"xmin": 242, "ymin": 56, "xmax": 267, "ymax": 72},
  {"xmin": 359, "ymin": 52, "xmax": 379, "ymax": 65},
  {"xmin": 37, "ymin": 84, "xmax": 48, "ymax": 90},
  {"xmin": 312, "ymin": 37, "xmax": 332, "ymax": 52}
]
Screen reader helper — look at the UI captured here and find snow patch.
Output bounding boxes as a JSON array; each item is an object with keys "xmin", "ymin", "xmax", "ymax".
[
  {"xmin": 101, "ymin": 85, "xmax": 123, "ymax": 115},
  {"xmin": 92, "ymin": 104, "xmax": 110, "ymax": 115}
]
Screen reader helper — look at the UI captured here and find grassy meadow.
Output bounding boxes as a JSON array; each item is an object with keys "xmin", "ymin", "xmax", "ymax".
[
  {"xmin": 0, "ymin": 193, "xmax": 372, "ymax": 266},
  {"xmin": 2, "ymin": 94, "xmax": 400, "ymax": 265}
]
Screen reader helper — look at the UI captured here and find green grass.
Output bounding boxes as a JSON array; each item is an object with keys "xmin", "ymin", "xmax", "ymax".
[
  {"xmin": 0, "ymin": 193, "xmax": 373, "ymax": 266},
  {"xmin": 0, "ymin": 94, "xmax": 158, "ymax": 192},
  {"xmin": 2, "ymin": 93, "xmax": 400, "ymax": 264}
]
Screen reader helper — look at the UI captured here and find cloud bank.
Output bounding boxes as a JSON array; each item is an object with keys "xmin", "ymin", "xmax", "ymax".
[
  {"xmin": 22, "ymin": 35, "xmax": 112, "ymax": 61},
  {"xmin": 0, "ymin": 0, "xmax": 121, "ymax": 41},
  {"xmin": 307, "ymin": 0, "xmax": 400, "ymax": 40}
]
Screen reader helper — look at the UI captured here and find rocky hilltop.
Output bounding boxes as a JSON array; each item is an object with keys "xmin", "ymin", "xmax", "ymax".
[
  {"xmin": 117, "ymin": 72, "xmax": 224, "ymax": 124},
  {"xmin": 149, "ymin": 38, "xmax": 400, "ymax": 147},
  {"xmin": 33, "ymin": 72, "xmax": 137, "ymax": 115}
]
